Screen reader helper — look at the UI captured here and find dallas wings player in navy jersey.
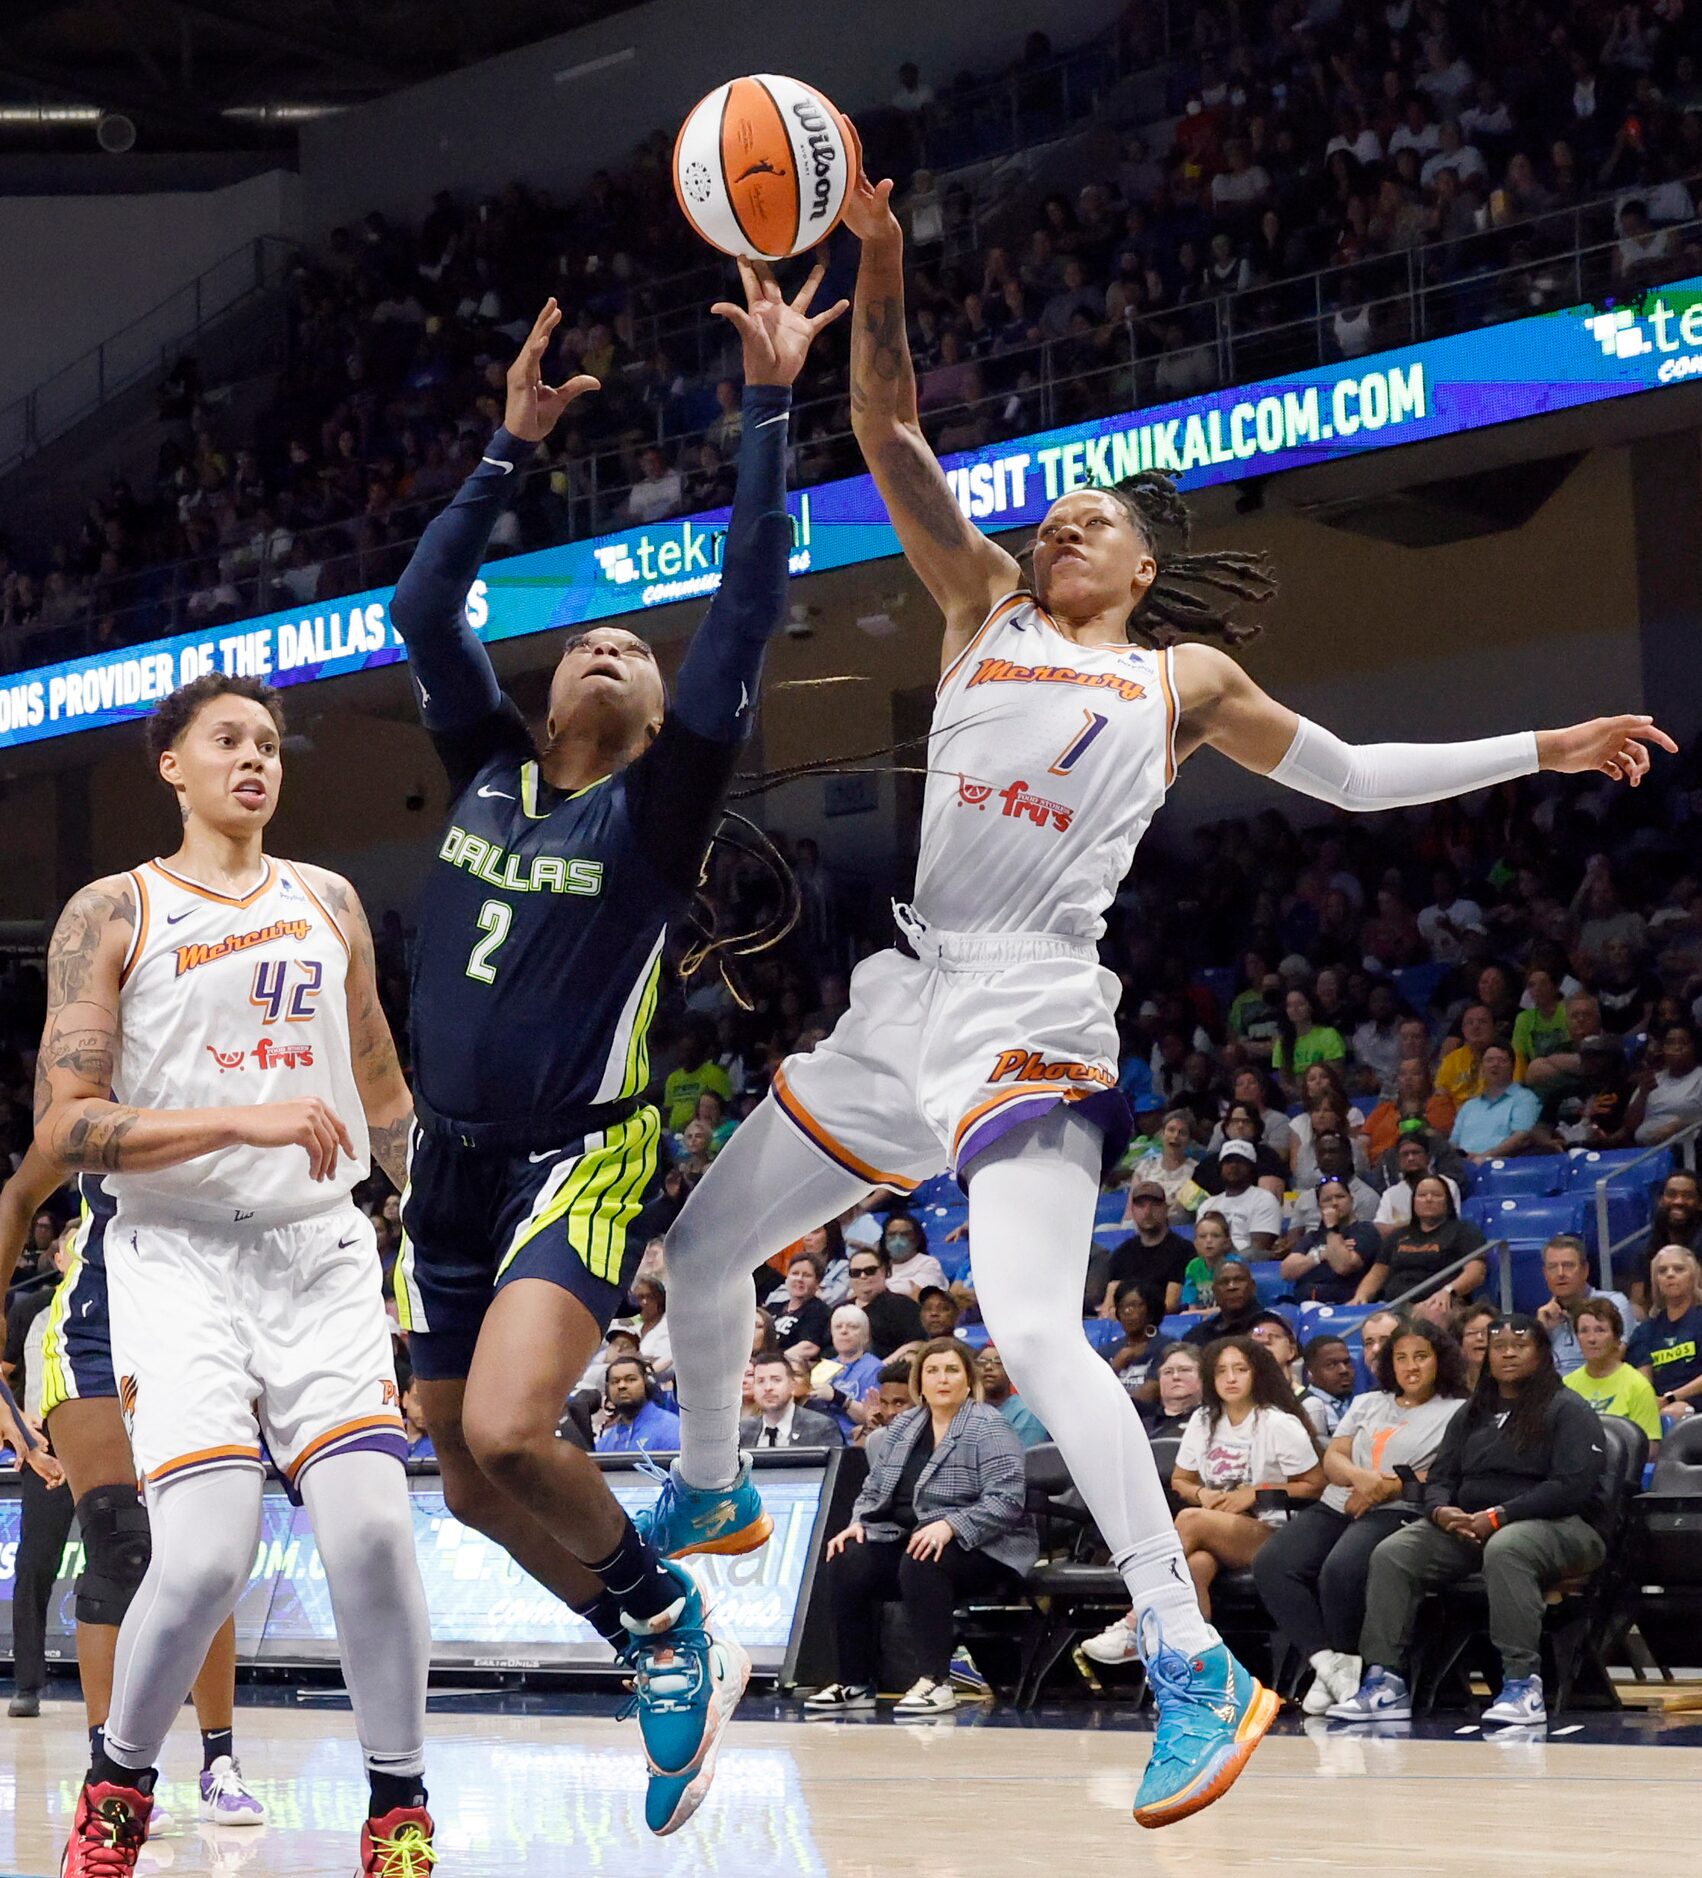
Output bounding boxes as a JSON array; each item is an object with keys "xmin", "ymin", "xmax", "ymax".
[{"xmin": 390, "ymin": 263, "xmax": 844, "ymax": 1834}]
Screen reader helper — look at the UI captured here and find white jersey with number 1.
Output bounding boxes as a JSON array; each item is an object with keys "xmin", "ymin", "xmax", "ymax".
[
  {"xmin": 915, "ymin": 592, "xmax": 1179, "ymax": 942},
  {"xmin": 112, "ymin": 856, "xmax": 368, "ymax": 1227}
]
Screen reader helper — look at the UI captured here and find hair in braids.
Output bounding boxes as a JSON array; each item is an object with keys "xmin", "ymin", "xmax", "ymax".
[{"xmin": 1042, "ymin": 472, "xmax": 1279, "ymax": 647}]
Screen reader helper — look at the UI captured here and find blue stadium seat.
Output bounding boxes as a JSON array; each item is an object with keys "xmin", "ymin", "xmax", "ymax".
[
  {"xmin": 1502, "ymin": 1239, "xmax": 1553, "ymax": 1313},
  {"xmin": 1095, "ymin": 1192, "xmax": 1128, "ymax": 1227},
  {"xmin": 1296, "ymin": 1302, "xmax": 1378, "ymax": 1346},
  {"xmin": 909, "ymin": 1173, "xmax": 960, "ymax": 1210},
  {"xmin": 1582, "ymin": 1188, "xmax": 1652, "ymax": 1257},
  {"xmin": 1158, "ymin": 1313, "xmax": 1197, "ymax": 1344},
  {"xmin": 1082, "ymin": 1317, "xmax": 1124, "ymax": 1354},
  {"xmin": 1465, "ymin": 1193, "xmax": 1586, "ymax": 1240},
  {"xmin": 1393, "ymin": 962, "xmax": 1445, "ymax": 1012},
  {"xmin": 1565, "ymin": 1148, "xmax": 1666, "ymax": 1191},
  {"xmin": 957, "ymin": 1323, "xmax": 992, "ymax": 1350},
  {"xmin": 936, "ymin": 1240, "xmax": 973, "ymax": 1284},
  {"xmin": 1471, "ymin": 1158, "xmax": 1567, "ymax": 1199},
  {"xmin": 1249, "ymin": 1261, "xmax": 1287, "ymax": 1306},
  {"xmin": 1095, "ymin": 1227, "xmax": 1135, "ymax": 1252}
]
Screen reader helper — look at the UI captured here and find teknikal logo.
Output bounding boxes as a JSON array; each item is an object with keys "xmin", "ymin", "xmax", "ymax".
[{"xmin": 1586, "ymin": 294, "xmax": 1702, "ymax": 382}]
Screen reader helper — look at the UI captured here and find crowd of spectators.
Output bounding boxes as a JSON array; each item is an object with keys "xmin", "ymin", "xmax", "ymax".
[{"xmin": 12, "ymin": 0, "xmax": 1702, "ymax": 674}]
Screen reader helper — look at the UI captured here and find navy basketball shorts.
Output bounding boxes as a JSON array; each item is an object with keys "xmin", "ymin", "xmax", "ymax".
[{"xmin": 396, "ymin": 1106, "xmax": 667, "ymax": 1381}]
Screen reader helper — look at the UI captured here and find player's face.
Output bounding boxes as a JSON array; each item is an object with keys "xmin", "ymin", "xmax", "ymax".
[
  {"xmin": 546, "ymin": 629, "xmax": 665, "ymax": 754},
  {"xmin": 160, "ymin": 695, "xmax": 282, "ymax": 832},
  {"xmin": 1031, "ymin": 490, "xmax": 1156, "ymax": 619}
]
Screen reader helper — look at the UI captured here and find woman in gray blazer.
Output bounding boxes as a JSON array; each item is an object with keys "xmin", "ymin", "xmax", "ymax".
[{"xmin": 805, "ymin": 1338, "xmax": 1037, "ymax": 1715}]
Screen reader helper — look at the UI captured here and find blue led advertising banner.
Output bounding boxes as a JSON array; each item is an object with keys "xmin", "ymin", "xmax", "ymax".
[{"xmin": 3, "ymin": 274, "xmax": 1700, "ymax": 752}]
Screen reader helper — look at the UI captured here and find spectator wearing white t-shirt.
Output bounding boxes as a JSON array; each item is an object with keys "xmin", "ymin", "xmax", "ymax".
[
  {"xmin": 1387, "ymin": 97, "xmax": 1442, "ymax": 160},
  {"xmin": 1629, "ymin": 1022, "xmax": 1702, "ymax": 1146},
  {"xmin": 1420, "ymin": 120, "xmax": 1487, "ymax": 187},
  {"xmin": 624, "ymin": 446, "xmax": 683, "ymax": 524},
  {"xmin": 1197, "ymin": 1140, "xmax": 1282, "ymax": 1253},
  {"xmin": 1615, "ymin": 200, "xmax": 1676, "ymax": 286},
  {"xmin": 1325, "ymin": 111, "xmax": 1384, "ymax": 167},
  {"xmin": 1209, "ymin": 140, "xmax": 1272, "ymax": 215},
  {"xmin": 1460, "ymin": 78, "xmax": 1514, "ymax": 145},
  {"xmin": 1374, "ymin": 1133, "xmax": 1462, "ymax": 1235},
  {"xmin": 1418, "ymin": 866, "xmax": 1484, "ymax": 965},
  {"xmin": 1415, "ymin": 36, "xmax": 1474, "ymax": 116},
  {"xmin": 1171, "ymin": 1336, "xmax": 1324, "ymax": 1616}
]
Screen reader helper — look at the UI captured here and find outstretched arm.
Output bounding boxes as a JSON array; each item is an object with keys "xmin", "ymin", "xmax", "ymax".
[
  {"xmin": 843, "ymin": 152, "xmax": 1019, "ymax": 661},
  {"xmin": 390, "ymin": 300, "xmax": 599, "ymax": 740},
  {"xmin": 1174, "ymin": 643, "xmax": 1676, "ymax": 806},
  {"xmin": 0, "ymin": 1144, "xmax": 71, "ymax": 1301}
]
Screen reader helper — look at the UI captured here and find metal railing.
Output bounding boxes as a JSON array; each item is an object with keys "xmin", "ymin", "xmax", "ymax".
[
  {"xmin": 1594, "ymin": 1121, "xmax": 1700, "ymax": 1296},
  {"xmin": 0, "ymin": 234, "xmax": 301, "ymax": 478},
  {"xmin": 1387, "ymin": 1236, "xmax": 1514, "ymax": 1315}
]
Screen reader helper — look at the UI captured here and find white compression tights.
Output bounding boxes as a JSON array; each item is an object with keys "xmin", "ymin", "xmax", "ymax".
[
  {"xmin": 105, "ymin": 1452, "xmax": 429, "ymax": 1777},
  {"xmin": 665, "ymin": 1095, "xmax": 874, "ymax": 1490},
  {"xmin": 966, "ymin": 1106, "xmax": 1218, "ymax": 1655}
]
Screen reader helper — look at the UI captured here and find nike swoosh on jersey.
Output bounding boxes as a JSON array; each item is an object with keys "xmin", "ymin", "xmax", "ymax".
[
  {"xmin": 755, "ymin": 412, "xmax": 790, "ymax": 428},
  {"xmin": 527, "ymin": 1147, "xmax": 563, "ymax": 1163},
  {"xmin": 478, "ymin": 785, "xmax": 516, "ymax": 800},
  {"xmin": 480, "ymin": 456, "xmax": 516, "ymax": 473},
  {"xmin": 166, "ymin": 910, "xmax": 191, "ymax": 925},
  {"xmin": 337, "ymin": 1234, "xmax": 358, "ymax": 1248}
]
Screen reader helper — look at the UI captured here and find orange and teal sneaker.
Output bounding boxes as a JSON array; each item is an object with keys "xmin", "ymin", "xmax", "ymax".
[
  {"xmin": 1132, "ymin": 1613, "xmax": 1279, "ymax": 1828},
  {"xmin": 635, "ymin": 1454, "xmax": 772, "ymax": 1559},
  {"xmin": 358, "ymin": 1805, "xmax": 436, "ymax": 1877}
]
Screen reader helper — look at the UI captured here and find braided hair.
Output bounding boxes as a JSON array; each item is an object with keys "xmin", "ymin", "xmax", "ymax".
[{"xmin": 1099, "ymin": 471, "xmax": 1279, "ymax": 647}]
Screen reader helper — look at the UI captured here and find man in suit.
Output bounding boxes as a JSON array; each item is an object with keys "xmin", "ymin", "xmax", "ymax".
[{"xmin": 739, "ymin": 1352, "xmax": 844, "ymax": 1449}]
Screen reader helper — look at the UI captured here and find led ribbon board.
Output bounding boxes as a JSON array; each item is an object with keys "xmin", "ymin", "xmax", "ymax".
[{"xmin": 3, "ymin": 276, "xmax": 1698, "ymax": 752}]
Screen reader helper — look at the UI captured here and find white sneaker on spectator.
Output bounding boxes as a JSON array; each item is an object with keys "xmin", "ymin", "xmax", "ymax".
[
  {"xmin": 801, "ymin": 1682, "xmax": 876, "ymax": 1712},
  {"xmin": 1303, "ymin": 1649, "xmax": 1364, "ymax": 1714},
  {"xmin": 1481, "ymin": 1675, "xmax": 1546, "ymax": 1727},
  {"xmin": 1080, "ymin": 1618, "xmax": 1141, "ymax": 1666},
  {"xmin": 893, "ymin": 1677, "xmax": 957, "ymax": 1716},
  {"xmin": 1326, "ymin": 1665, "xmax": 1411, "ymax": 1723}
]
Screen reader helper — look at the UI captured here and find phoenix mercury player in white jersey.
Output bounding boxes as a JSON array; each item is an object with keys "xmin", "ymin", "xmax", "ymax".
[
  {"xmin": 644, "ymin": 158, "xmax": 1677, "ymax": 1824},
  {"xmin": 35, "ymin": 675, "xmax": 435, "ymax": 1878}
]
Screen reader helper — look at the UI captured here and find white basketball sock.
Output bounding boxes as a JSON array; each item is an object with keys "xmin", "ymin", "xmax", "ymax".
[
  {"xmin": 105, "ymin": 1469, "xmax": 263, "ymax": 1772},
  {"xmin": 666, "ymin": 1095, "xmax": 872, "ymax": 1491},
  {"xmin": 301, "ymin": 1451, "xmax": 429, "ymax": 1778},
  {"xmin": 965, "ymin": 1106, "xmax": 1220, "ymax": 1658}
]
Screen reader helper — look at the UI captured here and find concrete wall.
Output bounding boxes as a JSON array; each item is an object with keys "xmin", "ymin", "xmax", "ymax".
[
  {"xmin": 297, "ymin": 0, "xmax": 1126, "ymax": 237},
  {"xmin": 0, "ymin": 168, "xmax": 300, "ymax": 414}
]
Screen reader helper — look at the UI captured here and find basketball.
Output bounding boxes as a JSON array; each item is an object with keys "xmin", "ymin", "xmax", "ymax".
[{"xmin": 672, "ymin": 74, "xmax": 853, "ymax": 260}]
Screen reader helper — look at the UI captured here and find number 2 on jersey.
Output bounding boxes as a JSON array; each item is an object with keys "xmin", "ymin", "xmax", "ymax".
[
  {"xmin": 467, "ymin": 899, "xmax": 513, "ymax": 984},
  {"xmin": 1048, "ymin": 708, "xmax": 1109, "ymax": 777}
]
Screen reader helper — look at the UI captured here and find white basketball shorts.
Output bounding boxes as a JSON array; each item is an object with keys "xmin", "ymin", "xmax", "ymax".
[
  {"xmin": 106, "ymin": 1202, "xmax": 405, "ymax": 1499},
  {"xmin": 773, "ymin": 913, "xmax": 1132, "ymax": 1192}
]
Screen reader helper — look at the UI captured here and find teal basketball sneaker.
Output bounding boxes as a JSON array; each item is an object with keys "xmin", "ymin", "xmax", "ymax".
[
  {"xmin": 622, "ymin": 1561, "xmax": 751, "ymax": 1835},
  {"xmin": 1132, "ymin": 1612, "xmax": 1279, "ymax": 1829},
  {"xmin": 636, "ymin": 1453, "xmax": 773, "ymax": 1559}
]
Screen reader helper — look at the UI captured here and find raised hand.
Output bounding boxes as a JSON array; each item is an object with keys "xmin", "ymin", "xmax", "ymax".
[
  {"xmin": 504, "ymin": 299, "xmax": 600, "ymax": 443},
  {"xmin": 713, "ymin": 256, "xmax": 848, "ymax": 388},
  {"xmin": 1538, "ymin": 714, "xmax": 1677, "ymax": 785},
  {"xmin": 839, "ymin": 119, "xmax": 900, "ymax": 245}
]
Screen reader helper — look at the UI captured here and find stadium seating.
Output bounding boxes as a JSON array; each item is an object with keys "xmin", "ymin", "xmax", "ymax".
[{"xmin": 1470, "ymin": 1159, "xmax": 1568, "ymax": 1201}]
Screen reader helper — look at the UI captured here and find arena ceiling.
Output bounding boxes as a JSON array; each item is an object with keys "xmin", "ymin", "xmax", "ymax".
[{"xmin": 0, "ymin": 0, "xmax": 649, "ymax": 150}]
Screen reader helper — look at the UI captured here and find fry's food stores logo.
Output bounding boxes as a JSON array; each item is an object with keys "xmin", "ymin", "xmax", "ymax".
[
  {"xmin": 956, "ymin": 774, "xmax": 1074, "ymax": 831},
  {"xmin": 1586, "ymin": 293, "xmax": 1702, "ymax": 381}
]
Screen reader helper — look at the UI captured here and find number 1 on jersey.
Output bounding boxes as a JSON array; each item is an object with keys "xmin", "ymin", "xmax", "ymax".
[
  {"xmin": 467, "ymin": 899, "xmax": 513, "ymax": 984},
  {"xmin": 1049, "ymin": 707, "xmax": 1109, "ymax": 777}
]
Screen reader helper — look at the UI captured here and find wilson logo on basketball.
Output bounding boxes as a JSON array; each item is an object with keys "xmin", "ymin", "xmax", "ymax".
[
  {"xmin": 791, "ymin": 97, "xmax": 840, "ymax": 223},
  {"xmin": 988, "ymin": 1049, "xmax": 1116, "ymax": 1090}
]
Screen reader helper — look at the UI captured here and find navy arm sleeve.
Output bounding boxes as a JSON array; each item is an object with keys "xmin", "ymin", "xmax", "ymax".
[
  {"xmin": 390, "ymin": 425, "xmax": 537, "ymax": 792},
  {"xmin": 630, "ymin": 385, "xmax": 794, "ymax": 890}
]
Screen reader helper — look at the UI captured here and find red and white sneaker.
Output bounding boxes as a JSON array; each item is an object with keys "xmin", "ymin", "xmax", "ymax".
[
  {"xmin": 357, "ymin": 1805, "xmax": 437, "ymax": 1877},
  {"xmin": 61, "ymin": 1780, "xmax": 152, "ymax": 1877}
]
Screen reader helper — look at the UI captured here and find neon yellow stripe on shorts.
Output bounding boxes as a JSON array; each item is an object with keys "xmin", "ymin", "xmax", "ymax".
[
  {"xmin": 38, "ymin": 1253, "xmax": 83, "ymax": 1417},
  {"xmin": 498, "ymin": 1108, "xmax": 661, "ymax": 1286}
]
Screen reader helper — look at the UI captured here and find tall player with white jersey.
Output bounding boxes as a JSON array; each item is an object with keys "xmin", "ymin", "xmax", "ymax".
[
  {"xmin": 35, "ymin": 675, "xmax": 436, "ymax": 1878},
  {"xmin": 647, "ymin": 157, "xmax": 1676, "ymax": 1826}
]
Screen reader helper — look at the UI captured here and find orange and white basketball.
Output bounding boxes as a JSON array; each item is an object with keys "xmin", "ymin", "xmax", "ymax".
[{"xmin": 673, "ymin": 74, "xmax": 854, "ymax": 260}]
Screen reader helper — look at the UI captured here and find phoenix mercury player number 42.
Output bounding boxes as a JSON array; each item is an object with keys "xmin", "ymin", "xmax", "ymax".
[
  {"xmin": 388, "ymin": 266, "xmax": 844, "ymax": 1836},
  {"xmin": 647, "ymin": 149, "xmax": 1678, "ymax": 1834}
]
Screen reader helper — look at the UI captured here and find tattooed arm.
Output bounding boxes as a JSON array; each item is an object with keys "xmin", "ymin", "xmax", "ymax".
[
  {"xmin": 35, "ymin": 875, "xmax": 354, "ymax": 1181},
  {"xmin": 842, "ymin": 159, "xmax": 1020, "ymax": 668},
  {"xmin": 297, "ymin": 865, "xmax": 413, "ymax": 1192}
]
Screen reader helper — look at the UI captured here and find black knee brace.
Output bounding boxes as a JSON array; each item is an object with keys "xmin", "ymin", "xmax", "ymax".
[{"xmin": 74, "ymin": 1485, "xmax": 152, "ymax": 1627}]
